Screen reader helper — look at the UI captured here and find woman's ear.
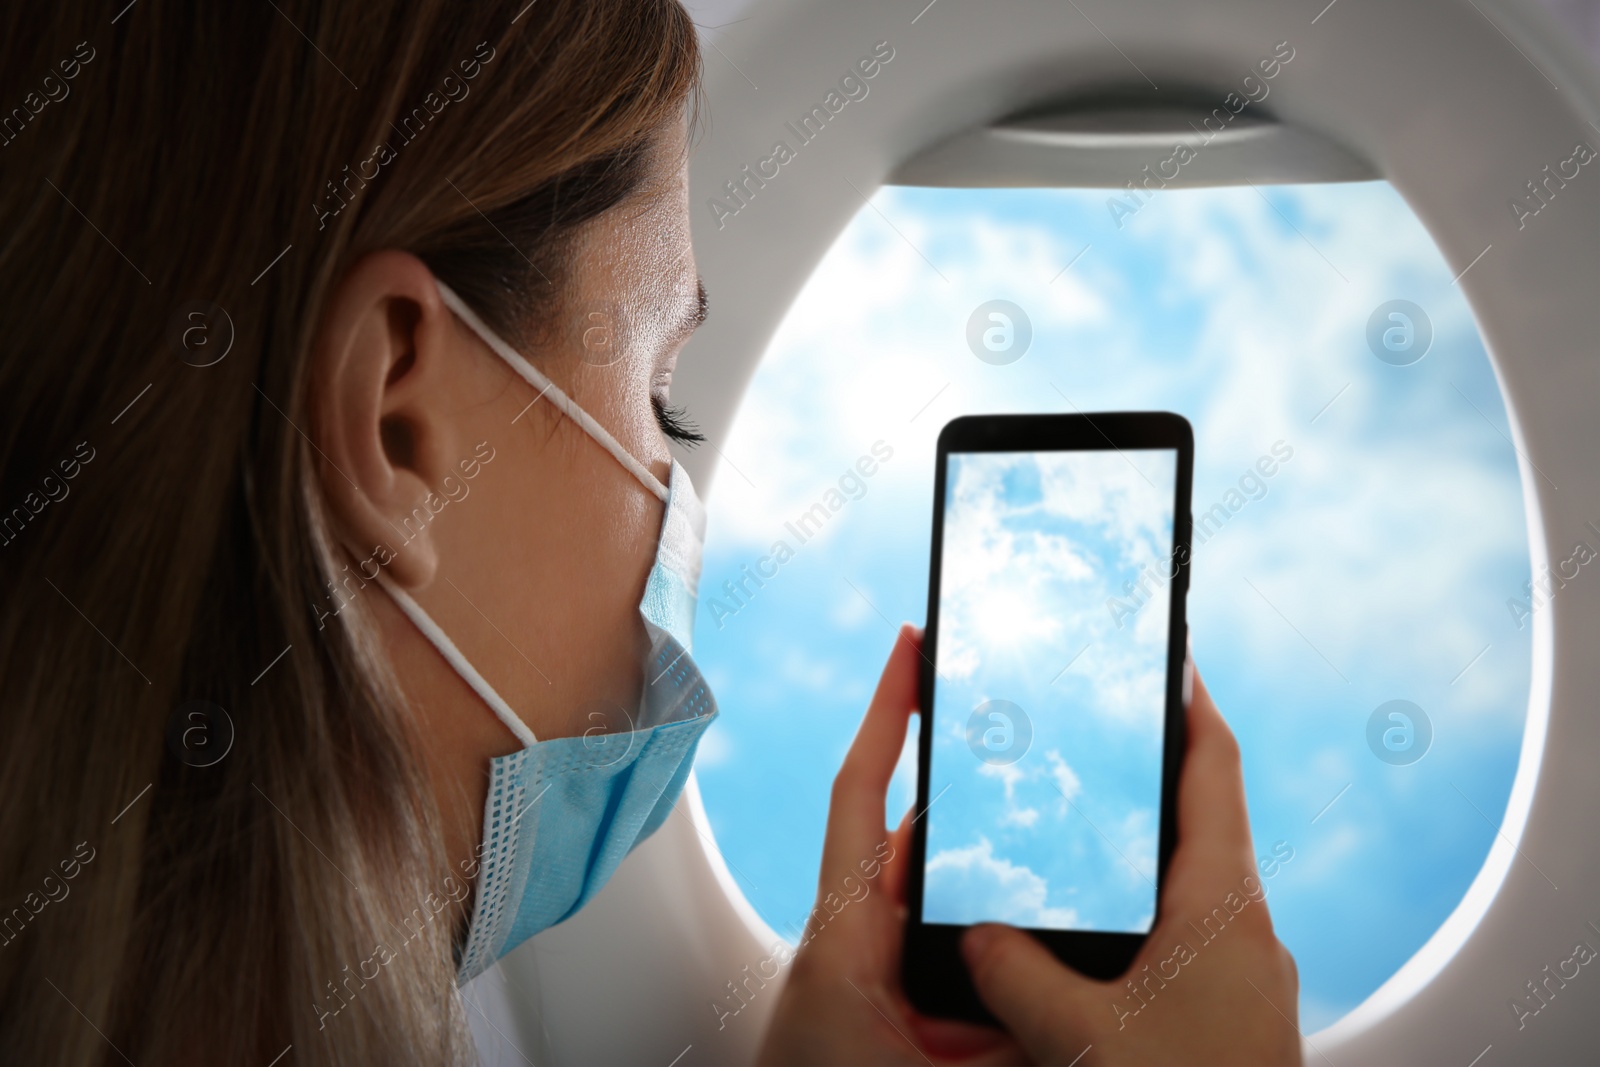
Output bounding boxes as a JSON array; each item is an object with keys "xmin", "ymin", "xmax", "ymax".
[{"xmin": 309, "ymin": 250, "xmax": 467, "ymax": 590}]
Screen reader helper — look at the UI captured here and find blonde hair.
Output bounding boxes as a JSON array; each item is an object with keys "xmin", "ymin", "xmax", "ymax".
[{"xmin": 0, "ymin": 2, "xmax": 699, "ymax": 1062}]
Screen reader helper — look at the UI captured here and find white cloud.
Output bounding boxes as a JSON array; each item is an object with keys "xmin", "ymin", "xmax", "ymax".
[
  {"xmin": 695, "ymin": 721, "xmax": 733, "ymax": 769},
  {"xmin": 1115, "ymin": 807, "xmax": 1159, "ymax": 885},
  {"xmin": 977, "ymin": 759, "xmax": 1027, "ymax": 802},
  {"xmin": 702, "ymin": 188, "xmax": 1112, "ymax": 554},
  {"xmin": 933, "ymin": 448, "xmax": 1174, "ymax": 712},
  {"xmin": 1046, "ymin": 750, "xmax": 1083, "ymax": 805},
  {"xmin": 1075, "ymin": 645, "xmax": 1168, "ymax": 733},
  {"xmin": 1292, "ymin": 821, "xmax": 1363, "ymax": 885},
  {"xmin": 924, "ymin": 837, "xmax": 1079, "ymax": 929},
  {"xmin": 830, "ymin": 585, "xmax": 874, "ymax": 630},
  {"xmin": 1122, "ymin": 185, "xmax": 1530, "ymax": 726},
  {"xmin": 776, "ymin": 645, "xmax": 839, "ymax": 692},
  {"xmin": 1001, "ymin": 806, "xmax": 1040, "ymax": 828}
]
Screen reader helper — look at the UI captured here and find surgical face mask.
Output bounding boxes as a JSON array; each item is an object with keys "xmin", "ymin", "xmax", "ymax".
[{"xmin": 378, "ymin": 280, "xmax": 718, "ymax": 984}]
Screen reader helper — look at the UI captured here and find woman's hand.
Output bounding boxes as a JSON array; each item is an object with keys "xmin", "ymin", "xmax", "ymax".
[
  {"xmin": 758, "ymin": 625, "xmax": 1026, "ymax": 1066},
  {"xmin": 961, "ymin": 668, "xmax": 1304, "ymax": 1067}
]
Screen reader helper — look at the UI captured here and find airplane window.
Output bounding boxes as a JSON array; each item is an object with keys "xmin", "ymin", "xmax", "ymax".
[{"xmin": 691, "ymin": 181, "xmax": 1532, "ymax": 1032}]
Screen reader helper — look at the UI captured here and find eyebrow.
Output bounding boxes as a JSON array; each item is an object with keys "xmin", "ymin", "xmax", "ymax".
[{"xmin": 674, "ymin": 277, "xmax": 708, "ymax": 341}]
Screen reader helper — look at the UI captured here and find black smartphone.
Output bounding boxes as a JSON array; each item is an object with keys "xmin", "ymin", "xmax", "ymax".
[{"xmin": 902, "ymin": 412, "xmax": 1194, "ymax": 1024}]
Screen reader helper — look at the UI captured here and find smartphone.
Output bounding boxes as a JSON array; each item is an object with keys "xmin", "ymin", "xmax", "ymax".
[{"xmin": 902, "ymin": 412, "xmax": 1194, "ymax": 1024}]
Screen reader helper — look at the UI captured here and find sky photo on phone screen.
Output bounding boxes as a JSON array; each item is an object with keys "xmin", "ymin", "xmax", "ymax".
[
  {"xmin": 687, "ymin": 181, "xmax": 1531, "ymax": 1033},
  {"xmin": 921, "ymin": 449, "xmax": 1176, "ymax": 932}
]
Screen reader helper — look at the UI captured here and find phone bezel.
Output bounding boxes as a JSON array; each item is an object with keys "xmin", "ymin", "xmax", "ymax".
[{"xmin": 902, "ymin": 412, "xmax": 1194, "ymax": 1024}]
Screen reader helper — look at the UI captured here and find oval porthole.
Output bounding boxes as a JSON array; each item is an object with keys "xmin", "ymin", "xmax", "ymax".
[{"xmin": 689, "ymin": 177, "xmax": 1534, "ymax": 1033}]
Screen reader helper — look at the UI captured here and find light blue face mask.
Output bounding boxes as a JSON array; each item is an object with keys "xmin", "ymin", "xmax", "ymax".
[{"xmin": 380, "ymin": 280, "xmax": 718, "ymax": 985}]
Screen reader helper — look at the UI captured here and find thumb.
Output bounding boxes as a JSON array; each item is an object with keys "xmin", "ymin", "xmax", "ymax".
[{"xmin": 962, "ymin": 924, "xmax": 1098, "ymax": 1054}]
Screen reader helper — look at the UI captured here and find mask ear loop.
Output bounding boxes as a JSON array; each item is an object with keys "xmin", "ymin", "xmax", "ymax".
[
  {"xmin": 379, "ymin": 577, "xmax": 540, "ymax": 748},
  {"xmin": 434, "ymin": 279, "xmax": 670, "ymax": 504}
]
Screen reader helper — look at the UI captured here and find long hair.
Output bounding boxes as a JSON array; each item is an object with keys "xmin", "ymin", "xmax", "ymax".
[{"xmin": 0, "ymin": 2, "xmax": 700, "ymax": 1063}]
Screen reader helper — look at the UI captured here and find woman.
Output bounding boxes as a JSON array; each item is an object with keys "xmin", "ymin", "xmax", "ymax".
[{"xmin": 0, "ymin": 1, "xmax": 1299, "ymax": 1063}]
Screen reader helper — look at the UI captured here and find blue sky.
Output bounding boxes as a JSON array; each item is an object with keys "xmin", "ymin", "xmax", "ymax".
[
  {"xmin": 687, "ymin": 181, "xmax": 1531, "ymax": 1033},
  {"xmin": 922, "ymin": 449, "xmax": 1175, "ymax": 933}
]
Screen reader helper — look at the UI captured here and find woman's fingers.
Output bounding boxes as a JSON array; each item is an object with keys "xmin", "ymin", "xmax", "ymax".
[
  {"xmin": 834, "ymin": 624, "xmax": 921, "ymax": 799},
  {"xmin": 821, "ymin": 625, "xmax": 920, "ymax": 879},
  {"xmin": 962, "ymin": 923, "xmax": 1095, "ymax": 1056},
  {"xmin": 1172, "ymin": 665, "xmax": 1256, "ymax": 869},
  {"xmin": 807, "ymin": 625, "xmax": 920, "ymax": 951},
  {"xmin": 763, "ymin": 625, "xmax": 1035, "ymax": 1067},
  {"xmin": 908, "ymin": 1013, "xmax": 1032, "ymax": 1066},
  {"xmin": 962, "ymin": 668, "xmax": 1266, "ymax": 1064}
]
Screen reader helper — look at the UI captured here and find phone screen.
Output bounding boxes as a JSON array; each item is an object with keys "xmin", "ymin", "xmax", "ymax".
[{"xmin": 920, "ymin": 447, "xmax": 1179, "ymax": 935}]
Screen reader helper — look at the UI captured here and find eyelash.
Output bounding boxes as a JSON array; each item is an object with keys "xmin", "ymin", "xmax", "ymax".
[{"xmin": 652, "ymin": 394, "xmax": 705, "ymax": 447}]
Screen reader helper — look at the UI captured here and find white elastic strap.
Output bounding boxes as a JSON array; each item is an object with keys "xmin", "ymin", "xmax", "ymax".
[
  {"xmin": 435, "ymin": 280, "xmax": 670, "ymax": 503},
  {"xmin": 378, "ymin": 576, "xmax": 540, "ymax": 748}
]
